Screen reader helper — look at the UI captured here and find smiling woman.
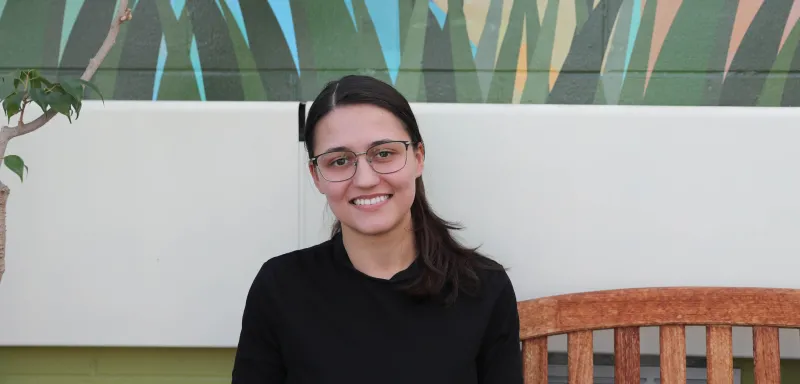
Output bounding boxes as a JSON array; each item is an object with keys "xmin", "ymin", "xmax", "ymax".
[{"xmin": 231, "ymin": 75, "xmax": 524, "ymax": 384}]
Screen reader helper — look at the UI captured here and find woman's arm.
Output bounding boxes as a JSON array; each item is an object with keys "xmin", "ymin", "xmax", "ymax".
[
  {"xmin": 232, "ymin": 262, "xmax": 286, "ymax": 383},
  {"xmin": 476, "ymin": 274, "xmax": 524, "ymax": 383}
]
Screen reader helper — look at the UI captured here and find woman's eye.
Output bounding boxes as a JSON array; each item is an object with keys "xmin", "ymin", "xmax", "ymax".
[{"xmin": 330, "ymin": 158, "xmax": 348, "ymax": 166}]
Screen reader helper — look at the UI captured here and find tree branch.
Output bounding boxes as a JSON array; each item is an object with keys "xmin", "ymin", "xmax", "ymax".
[{"xmin": 0, "ymin": 0, "xmax": 132, "ymax": 141}]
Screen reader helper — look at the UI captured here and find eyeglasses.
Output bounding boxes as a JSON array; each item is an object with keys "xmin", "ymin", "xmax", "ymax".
[{"xmin": 310, "ymin": 140, "xmax": 413, "ymax": 182}]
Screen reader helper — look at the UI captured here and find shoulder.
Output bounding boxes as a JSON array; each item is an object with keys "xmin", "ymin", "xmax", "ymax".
[
  {"xmin": 469, "ymin": 254, "xmax": 518, "ymax": 305},
  {"xmin": 472, "ymin": 253, "xmax": 513, "ymax": 286},
  {"xmin": 252, "ymin": 238, "xmax": 337, "ymax": 287}
]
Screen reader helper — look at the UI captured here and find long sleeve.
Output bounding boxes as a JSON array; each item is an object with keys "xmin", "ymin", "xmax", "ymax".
[
  {"xmin": 232, "ymin": 262, "xmax": 286, "ymax": 383},
  {"xmin": 476, "ymin": 275, "xmax": 525, "ymax": 384}
]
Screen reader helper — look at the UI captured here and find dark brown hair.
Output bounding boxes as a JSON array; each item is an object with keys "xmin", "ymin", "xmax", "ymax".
[{"xmin": 303, "ymin": 75, "xmax": 503, "ymax": 305}]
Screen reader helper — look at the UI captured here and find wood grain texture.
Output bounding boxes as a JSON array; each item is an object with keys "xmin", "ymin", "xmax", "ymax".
[
  {"xmin": 518, "ymin": 287, "xmax": 793, "ymax": 384},
  {"xmin": 707, "ymin": 325, "xmax": 733, "ymax": 384},
  {"xmin": 522, "ymin": 337, "xmax": 547, "ymax": 384},
  {"xmin": 518, "ymin": 287, "xmax": 800, "ymax": 339},
  {"xmin": 659, "ymin": 325, "xmax": 686, "ymax": 384},
  {"xmin": 753, "ymin": 326, "xmax": 780, "ymax": 384},
  {"xmin": 568, "ymin": 330, "xmax": 593, "ymax": 384},
  {"xmin": 614, "ymin": 327, "xmax": 640, "ymax": 384}
]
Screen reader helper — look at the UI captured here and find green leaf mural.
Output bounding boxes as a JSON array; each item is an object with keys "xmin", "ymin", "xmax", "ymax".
[
  {"xmin": 617, "ymin": 0, "xmax": 656, "ymax": 105},
  {"xmin": 718, "ymin": 0, "xmax": 794, "ymax": 106},
  {"xmin": 780, "ymin": 30, "xmax": 800, "ymax": 106},
  {"xmin": 219, "ymin": 0, "xmax": 267, "ymax": 101},
  {"xmin": 600, "ymin": 0, "xmax": 634, "ymax": 105},
  {"xmin": 291, "ymin": 0, "xmax": 318, "ymax": 100},
  {"xmin": 154, "ymin": 1, "xmax": 200, "ymax": 101},
  {"xmin": 703, "ymin": 0, "xmax": 738, "ymax": 106},
  {"xmin": 548, "ymin": 0, "xmax": 624, "ymax": 104},
  {"xmin": 113, "ymin": 0, "xmax": 163, "ymax": 100},
  {"xmin": 395, "ymin": 0, "xmax": 429, "ymax": 101},
  {"xmin": 42, "ymin": 0, "xmax": 67, "ymax": 71},
  {"xmin": 1, "ymin": 0, "xmax": 798, "ymax": 106},
  {"xmin": 485, "ymin": 0, "xmax": 528, "ymax": 103},
  {"xmin": 643, "ymin": 0, "xmax": 727, "ymax": 106},
  {"xmin": 299, "ymin": 0, "xmax": 363, "ymax": 89},
  {"xmin": 0, "ymin": 0, "xmax": 64, "ymax": 74},
  {"xmin": 399, "ymin": 0, "xmax": 415, "ymax": 52},
  {"xmin": 240, "ymin": 0, "xmax": 299, "ymax": 101},
  {"xmin": 353, "ymin": 0, "xmax": 392, "ymax": 84},
  {"xmin": 186, "ymin": 0, "xmax": 244, "ymax": 101},
  {"xmin": 474, "ymin": 0, "xmax": 504, "ymax": 99},
  {"xmin": 58, "ymin": 0, "xmax": 120, "ymax": 97},
  {"xmin": 422, "ymin": 9, "xmax": 456, "ymax": 102},
  {"xmin": 759, "ymin": 19, "xmax": 800, "ymax": 106},
  {"xmin": 575, "ymin": 0, "xmax": 590, "ymax": 31},
  {"xmin": 447, "ymin": 0, "xmax": 482, "ymax": 103},
  {"xmin": 520, "ymin": 0, "xmax": 558, "ymax": 104}
]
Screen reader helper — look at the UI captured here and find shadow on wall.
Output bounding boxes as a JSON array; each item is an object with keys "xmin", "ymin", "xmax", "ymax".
[{"xmin": 1, "ymin": 0, "xmax": 800, "ymax": 106}]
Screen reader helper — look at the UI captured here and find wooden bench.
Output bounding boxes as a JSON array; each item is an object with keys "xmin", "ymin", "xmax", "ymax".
[{"xmin": 517, "ymin": 287, "xmax": 800, "ymax": 383}]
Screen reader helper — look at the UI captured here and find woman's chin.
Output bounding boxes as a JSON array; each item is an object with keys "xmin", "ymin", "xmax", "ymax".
[{"xmin": 343, "ymin": 216, "xmax": 403, "ymax": 237}]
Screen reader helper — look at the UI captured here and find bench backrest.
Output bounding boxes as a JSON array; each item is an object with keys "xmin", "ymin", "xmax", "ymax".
[{"xmin": 516, "ymin": 287, "xmax": 800, "ymax": 383}]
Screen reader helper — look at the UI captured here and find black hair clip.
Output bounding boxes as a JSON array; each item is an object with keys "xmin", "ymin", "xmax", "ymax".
[{"xmin": 298, "ymin": 102, "xmax": 306, "ymax": 142}]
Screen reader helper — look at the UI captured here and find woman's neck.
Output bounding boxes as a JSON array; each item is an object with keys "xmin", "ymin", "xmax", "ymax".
[{"xmin": 341, "ymin": 214, "xmax": 417, "ymax": 280}]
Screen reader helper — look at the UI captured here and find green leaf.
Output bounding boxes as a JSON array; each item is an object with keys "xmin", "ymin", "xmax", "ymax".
[
  {"xmin": 71, "ymin": 98, "xmax": 82, "ymax": 120},
  {"xmin": 46, "ymin": 88, "xmax": 73, "ymax": 123},
  {"xmin": 36, "ymin": 76, "xmax": 53, "ymax": 89},
  {"xmin": 23, "ymin": 69, "xmax": 52, "ymax": 94},
  {"xmin": 28, "ymin": 87, "xmax": 48, "ymax": 113},
  {"xmin": 2, "ymin": 91, "xmax": 23, "ymax": 121},
  {"xmin": 3, "ymin": 155, "xmax": 28, "ymax": 183},
  {"xmin": 24, "ymin": 69, "xmax": 41, "ymax": 80},
  {"xmin": 76, "ymin": 79, "xmax": 104, "ymax": 103},
  {"xmin": 60, "ymin": 78, "xmax": 85, "ymax": 102}
]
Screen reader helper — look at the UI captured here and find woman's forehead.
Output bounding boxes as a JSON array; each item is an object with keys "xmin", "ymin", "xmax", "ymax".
[{"xmin": 314, "ymin": 105, "xmax": 409, "ymax": 150}]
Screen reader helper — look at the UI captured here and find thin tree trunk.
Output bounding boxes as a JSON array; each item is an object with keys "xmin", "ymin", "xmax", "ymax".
[
  {"xmin": 0, "ymin": 1, "xmax": 131, "ymax": 285},
  {"xmin": 0, "ymin": 181, "xmax": 7, "ymax": 284}
]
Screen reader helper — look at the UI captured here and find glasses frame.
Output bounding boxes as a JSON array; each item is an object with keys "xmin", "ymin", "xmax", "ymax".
[{"xmin": 310, "ymin": 140, "xmax": 415, "ymax": 182}]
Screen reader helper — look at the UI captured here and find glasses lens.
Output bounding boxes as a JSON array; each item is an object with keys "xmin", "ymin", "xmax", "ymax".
[
  {"xmin": 316, "ymin": 151, "xmax": 357, "ymax": 181},
  {"xmin": 367, "ymin": 141, "xmax": 408, "ymax": 174}
]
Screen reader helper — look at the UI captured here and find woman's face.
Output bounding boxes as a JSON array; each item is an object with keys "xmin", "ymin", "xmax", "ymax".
[{"xmin": 309, "ymin": 104, "xmax": 424, "ymax": 237}]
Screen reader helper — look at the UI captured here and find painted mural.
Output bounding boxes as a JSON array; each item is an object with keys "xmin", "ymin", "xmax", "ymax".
[{"xmin": 1, "ymin": 0, "xmax": 799, "ymax": 106}]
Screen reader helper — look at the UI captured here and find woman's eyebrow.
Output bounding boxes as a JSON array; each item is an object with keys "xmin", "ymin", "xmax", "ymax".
[{"xmin": 321, "ymin": 139, "xmax": 396, "ymax": 153}]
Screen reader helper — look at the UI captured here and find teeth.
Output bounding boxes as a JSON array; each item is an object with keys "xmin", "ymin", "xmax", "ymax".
[{"xmin": 353, "ymin": 195, "xmax": 390, "ymax": 206}]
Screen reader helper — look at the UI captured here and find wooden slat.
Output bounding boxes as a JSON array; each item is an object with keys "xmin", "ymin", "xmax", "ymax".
[
  {"xmin": 518, "ymin": 287, "xmax": 800, "ymax": 339},
  {"xmin": 706, "ymin": 325, "xmax": 733, "ymax": 384},
  {"xmin": 614, "ymin": 327, "xmax": 640, "ymax": 384},
  {"xmin": 753, "ymin": 326, "xmax": 780, "ymax": 384},
  {"xmin": 568, "ymin": 330, "xmax": 593, "ymax": 384},
  {"xmin": 522, "ymin": 337, "xmax": 547, "ymax": 384},
  {"xmin": 659, "ymin": 325, "xmax": 685, "ymax": 384}
]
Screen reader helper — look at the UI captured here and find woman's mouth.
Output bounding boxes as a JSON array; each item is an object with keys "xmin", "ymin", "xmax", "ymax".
[{"xmin": 350, "ymin": 194, "xmax": 392, "ymax": 209}]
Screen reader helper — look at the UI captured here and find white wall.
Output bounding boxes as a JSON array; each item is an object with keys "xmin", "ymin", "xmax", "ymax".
[
  {"xmin": 0, "ymin": 101, "xmax": 300, "ymax": 347},
  {"xmin": 2, "ymin": 101, "xmax": 800, "ymax": 358}
]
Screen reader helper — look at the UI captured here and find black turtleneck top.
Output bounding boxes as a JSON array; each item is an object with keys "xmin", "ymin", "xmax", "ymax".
[{"xmin": 231, "ymin": 233, "xmax": 524, "ymax": 384}]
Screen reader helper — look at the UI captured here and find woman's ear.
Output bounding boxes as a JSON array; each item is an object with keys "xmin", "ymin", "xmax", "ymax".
[
  {"xmin": 414, "ymin": 142, "xmax": 425, "ymax": 177},
  {"xmin": 308, "ymin": 162, "xmax": 323, "ymax": 193}
]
